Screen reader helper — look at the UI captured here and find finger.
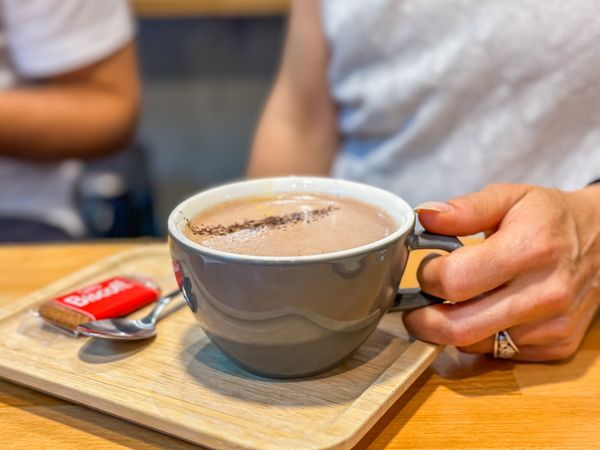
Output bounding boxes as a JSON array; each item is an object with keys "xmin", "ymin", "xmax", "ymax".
[
  {"xmin": 402, "ymin": 295, "xmax": 517, "ymax": 348},
  {"xmin": 417, "ymin": 229, "xmax": 533, "ymax": 301},
  {"xmin": 456, "ymin": 321, "xmax": 558, "ymax": 355},
  {"xmin": 457, "ymin": 330, "xmax": 576, "ymax": 358},
  {"xmin": 505, "ymin": 305, "xmax": 594, "ymax": 361},
  {"xmin": 461, "ymin": 342, "xmax": 582, "ymax": 361},
  {"xmin": 508, "ymin": 317, "xmax": 579, "ymax": 347},
  {"xmin": 458, "ymin": 295, "xmax": 598, "ymax": 356},
  {"xmin": 508, "ymin": 292, "xmax": 598, "ymax": 346},
  {"xmin": 458, "ymin": 339, "xmax": 580, "ymax": 361},
  {"xmin": 457, "ymin": 318, "xmax": 578, "ymax": 355},
  {"xmin": 509, "ymin": 343, "xmax": 582, "ymax": 362},
  {"xmin": 457, "ymin": 336, "xmax": 494, "ymax": 354},
  {"xmin": 416, "ymin": 183, "xmax": 531, "ymax": 236},
  {"xmin": 403, "ymin": 276, "xmax": 560, "ymax": 348}
]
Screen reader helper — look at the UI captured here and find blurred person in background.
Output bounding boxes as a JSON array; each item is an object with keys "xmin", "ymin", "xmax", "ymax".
[
  {"xmin": 0, "ymin": 0, "xmax": 139, "ymax": 242},
  {"xmin": 248, "ymin": 1, "xmax": 600, "ymax": 362}
]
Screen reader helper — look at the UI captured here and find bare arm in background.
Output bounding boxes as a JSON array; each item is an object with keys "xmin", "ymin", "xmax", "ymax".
[
  {"xmin": 247, "ymin": 0, "xmax": 338, "ymax": 177},
  {"xmin": 0, "ymin": 42, "xmax": 139, "ymax": 161}
]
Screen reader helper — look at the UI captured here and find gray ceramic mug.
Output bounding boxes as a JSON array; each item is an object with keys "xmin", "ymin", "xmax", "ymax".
[{"xmin": 168, "ymin": 177, "xmax": 461, "ymax": 378}]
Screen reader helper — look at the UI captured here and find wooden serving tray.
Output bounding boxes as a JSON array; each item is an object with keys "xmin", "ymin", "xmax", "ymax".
[{"xmin": 0, "ymin": 245, "xmax": 441, "ymax": 450}]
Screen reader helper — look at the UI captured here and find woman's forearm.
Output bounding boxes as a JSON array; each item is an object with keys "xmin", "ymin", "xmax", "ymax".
[
  {"xmin": 246, "ymin": 0, "xmax": 337, "ymax": 178},
  {"xmin": 247, "ymin": 78, "xmax": 338, "ymax": 177},
  {"xmin": 0, "ymin": 43, "xmax": 139, "ymax": 161}
]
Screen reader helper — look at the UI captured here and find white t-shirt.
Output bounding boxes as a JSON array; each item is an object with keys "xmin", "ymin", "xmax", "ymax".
[
  {"xmin": 324, "ymin": 0, "xmax": 600, "ymax": 206},
  {"xmin": 0, "ymin": 0, "xmax": 134, "ymax": 236}
]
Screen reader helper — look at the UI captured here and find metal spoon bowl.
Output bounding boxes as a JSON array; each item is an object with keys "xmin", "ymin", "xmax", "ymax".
[{"xmin": 77, "ymin": 290, "xmax": 181, "ymax": 340}]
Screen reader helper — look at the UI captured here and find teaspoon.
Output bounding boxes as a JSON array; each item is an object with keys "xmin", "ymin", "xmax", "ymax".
[{"xmin": 76, "ymin": 290, "xmax": 182, "ymax": 340}]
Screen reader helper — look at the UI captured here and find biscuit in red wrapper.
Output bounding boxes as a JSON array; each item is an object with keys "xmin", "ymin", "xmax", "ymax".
[{"xmin": 38, "ymin": 276, "xmax": 160, "ymax": 331}]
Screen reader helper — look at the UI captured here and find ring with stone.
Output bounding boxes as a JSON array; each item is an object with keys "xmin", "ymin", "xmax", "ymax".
[{"xmin": 493, "ymin": 329, "xmax": 519, "ymax": 359}]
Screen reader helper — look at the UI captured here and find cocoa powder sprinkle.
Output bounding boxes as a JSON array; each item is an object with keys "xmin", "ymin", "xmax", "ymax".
[{"xmin": 186, "ymin": 205, "xmax": 339, "ymax": 237}]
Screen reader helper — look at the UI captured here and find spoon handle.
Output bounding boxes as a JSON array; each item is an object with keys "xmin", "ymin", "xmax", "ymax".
[{"xmin": 144, "ymin": 290, "xmax": 181, "ymax": 323}]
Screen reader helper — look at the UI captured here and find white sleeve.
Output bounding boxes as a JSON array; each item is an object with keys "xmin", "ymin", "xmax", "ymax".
[{"xmin": 2, "ymin": 0, "xmax": 135, "ymax": 78}]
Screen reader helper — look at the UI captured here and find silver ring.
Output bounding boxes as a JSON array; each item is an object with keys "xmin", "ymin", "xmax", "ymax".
[{"xmin": 494, "ymin": 330, "xmax": 519, "ymax": 359}]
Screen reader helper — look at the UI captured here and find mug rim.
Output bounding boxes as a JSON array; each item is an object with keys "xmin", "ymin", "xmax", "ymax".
[{"xmin": 168, "ymin": 176, "xmax": 415, "ymax": 265}]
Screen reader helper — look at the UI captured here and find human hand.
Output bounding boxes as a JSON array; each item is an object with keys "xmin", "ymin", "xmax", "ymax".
[{"xmin": 405, "ymin": 183, "xmax": 600, "ymax": 361}]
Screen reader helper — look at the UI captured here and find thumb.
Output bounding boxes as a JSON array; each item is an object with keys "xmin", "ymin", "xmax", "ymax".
[{"xmin": 415, "ymin": 183, "xmax": 532, "ymax": 236}]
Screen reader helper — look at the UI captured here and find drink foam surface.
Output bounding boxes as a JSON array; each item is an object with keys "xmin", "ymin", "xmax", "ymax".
[{"xmin": 184, "ymin": 193, "xmax": 396, "ymax": 257}]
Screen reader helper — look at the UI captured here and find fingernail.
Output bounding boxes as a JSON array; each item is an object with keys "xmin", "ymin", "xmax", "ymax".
[{"xmin": 414, "ymin": 201, "xmax": 453, "ymax": 213}]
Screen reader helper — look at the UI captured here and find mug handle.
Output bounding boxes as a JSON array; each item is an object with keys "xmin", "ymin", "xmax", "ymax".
[{"xmin": 388, "ymin": 232, "xmax": 463, "ymax": 312}]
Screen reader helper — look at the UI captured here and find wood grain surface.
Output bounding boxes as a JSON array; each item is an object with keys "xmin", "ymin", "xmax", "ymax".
[{"xmin": 0, "ymin": 241, "xmax": 598, "ymax": 449}]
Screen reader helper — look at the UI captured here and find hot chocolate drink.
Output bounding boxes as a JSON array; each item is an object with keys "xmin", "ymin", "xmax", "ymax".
[{"xmin": 184, "ymin": 193, "xmax": 396, "ymax": 257}]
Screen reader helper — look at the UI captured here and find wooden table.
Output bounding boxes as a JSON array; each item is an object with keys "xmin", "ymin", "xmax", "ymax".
[{"xmin": 0, "ymin": 242, "xmax": 598, "ymax": 449}]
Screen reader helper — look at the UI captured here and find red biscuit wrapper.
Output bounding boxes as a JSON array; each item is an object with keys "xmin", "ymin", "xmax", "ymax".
[{"xmin": 38, "ymin": 276, "xmax": 160, "ymax": 331}]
